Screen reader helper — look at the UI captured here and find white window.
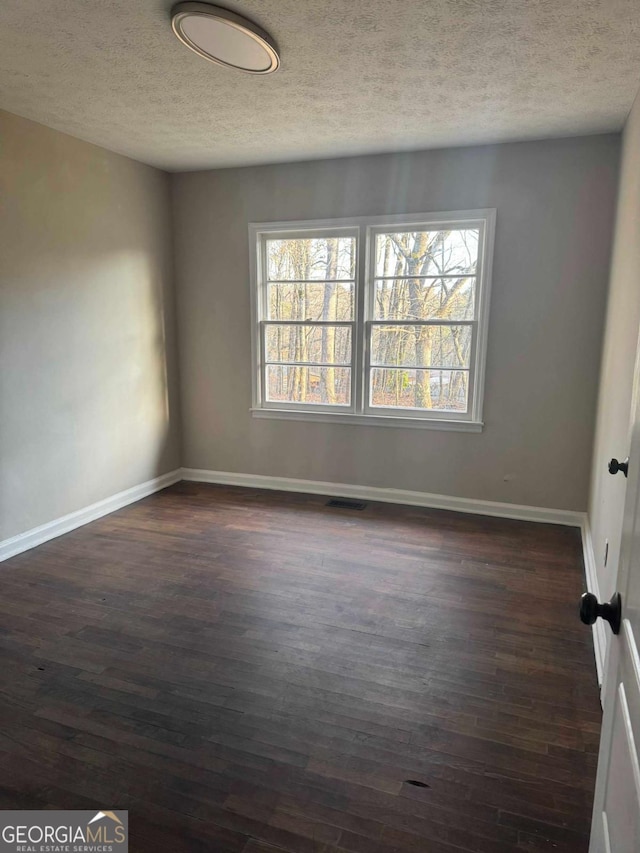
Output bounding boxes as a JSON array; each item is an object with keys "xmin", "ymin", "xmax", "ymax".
[{"xmin": 249, "ymin": 210, "xmax": 495, "ymax": 431}]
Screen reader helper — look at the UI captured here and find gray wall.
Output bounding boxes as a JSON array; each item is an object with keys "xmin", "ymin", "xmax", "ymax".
[
  {"xmin": 0, "ymin": 110, "xmax": 181, "ymax": 540},
  {"xmin": 172, "ymin": 135, "xmax": 619, "ymax": 511},
  {"xmin": 589, "ymin": 90, "xmax": 640, "ymax": 599}
]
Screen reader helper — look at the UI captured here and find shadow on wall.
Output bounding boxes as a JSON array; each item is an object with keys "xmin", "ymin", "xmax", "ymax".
[
  {"xmin": 0, "ymin": 109, "xmax": 180, "ymax": 540},
  {"xmin": 0, "ymin": 245, "xmax": 177, "ymax": 539}
]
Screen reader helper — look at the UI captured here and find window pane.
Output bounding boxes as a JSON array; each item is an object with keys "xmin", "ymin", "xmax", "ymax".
[
  {"xmin": 265, "ymin": 324, "xmax": 351, "ymax": 364},
  {"xmin": 266, "ymin": 365, "xmax": 351, "ymax": 405},
  {"xmin": 267, "ymin": 236, "xmax": 355, "ymax": 281},
  {"xmin": 370, "ymin": 368, "xmax": 469, "ymax": 412},
  {"xmin": 269, "ymin": 280, "xmax": 355, "ymax": 321},
  {"xmin": 375, "ymin": 229, "xmax": 479, "ymax": 278},
  {"xmin": 373, "ymin": 276, "xmax": 475, "ymax": 321},
  {"xmin": 371, "ymin": 325, "xmax": 472, "ymax": 369}
]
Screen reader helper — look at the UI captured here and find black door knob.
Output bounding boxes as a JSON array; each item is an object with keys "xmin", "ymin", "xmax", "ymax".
[
  {"xmin": 609, "ymin": 457, "xmax": 629, "ymax": 477},
  {"xmin": 579, "ymin": 592, "xmax": 622, "ymax": 635}
]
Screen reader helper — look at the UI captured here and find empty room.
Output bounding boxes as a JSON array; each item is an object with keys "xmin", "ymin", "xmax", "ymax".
[{"xmin": 2, "ymin": 1, "xmax": 640, "ymax": 851}]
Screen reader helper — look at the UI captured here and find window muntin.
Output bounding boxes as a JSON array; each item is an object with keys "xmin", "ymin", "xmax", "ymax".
[{"xmin": 252, "ymin": 212, "xmax": 494, "ymax": 426}]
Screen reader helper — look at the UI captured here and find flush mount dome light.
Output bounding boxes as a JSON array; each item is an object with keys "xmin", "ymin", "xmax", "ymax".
[{"xmin": 171, "ymin": 2, "xmax": 280, "ymax": 73}]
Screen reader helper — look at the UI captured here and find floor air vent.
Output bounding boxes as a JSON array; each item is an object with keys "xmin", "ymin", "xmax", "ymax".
[{"xmin": 326, "ymin": 498, "xmax": 367, "ymax": 510}]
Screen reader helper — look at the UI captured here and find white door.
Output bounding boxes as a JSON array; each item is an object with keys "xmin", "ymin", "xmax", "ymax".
[{"xmin": 588, "ymin": 366, "xmax": 640, "ymax": 851}]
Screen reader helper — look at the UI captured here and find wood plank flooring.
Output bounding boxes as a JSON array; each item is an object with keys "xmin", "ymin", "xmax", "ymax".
[{"xmin": 0, "ymin": 482, "xmax": 600, "ymax": 852}]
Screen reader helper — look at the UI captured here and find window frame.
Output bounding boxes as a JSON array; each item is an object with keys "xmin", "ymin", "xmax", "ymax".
[
  {"xmin": 255, "ymin": 224, "xmax": 359, "ymax": 414},
  {"xmin": 249, "ymin": 210, "xmax": 496, "ymax": 432}
]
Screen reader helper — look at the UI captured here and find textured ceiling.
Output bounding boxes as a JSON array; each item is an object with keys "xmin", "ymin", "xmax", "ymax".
[{"xmin": 1, "ymin": 0, "xmax": 640, "ymax": 171}]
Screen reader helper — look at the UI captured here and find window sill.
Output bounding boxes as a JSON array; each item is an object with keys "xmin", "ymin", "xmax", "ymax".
[{"xmin": 250, "ymin": 408, "xmax": 484, "ymax": 432}]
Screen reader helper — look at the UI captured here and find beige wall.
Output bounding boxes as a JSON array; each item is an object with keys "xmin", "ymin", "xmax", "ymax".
[
  {"xmin": 589, "ymin": 91, "xmax": 640, "ymax": 598},
  {"xmin": 0, "ymin": 110, "xmax": 181, "ymax": 540},
  {"xmin": 172, "ymin": 135, "xmax": 619, "ymax": 511}
]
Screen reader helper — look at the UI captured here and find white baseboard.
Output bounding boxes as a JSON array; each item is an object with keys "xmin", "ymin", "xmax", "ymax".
[
  {"xmin": 580, "ymin": 517, "xmax": 607, "ymax": 689},
  {"xmin": 181, "ymin": 467, "xmax": 585, "ymax": 527},
  {"xmin": 0, "ymin": 469, "xmax": 182, "ymax": 563}
]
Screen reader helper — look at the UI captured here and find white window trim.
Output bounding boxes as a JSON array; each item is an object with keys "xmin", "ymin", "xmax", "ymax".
[{"xmin": 249, "ymin": 209, "xmax": 496, "ymax": 431}]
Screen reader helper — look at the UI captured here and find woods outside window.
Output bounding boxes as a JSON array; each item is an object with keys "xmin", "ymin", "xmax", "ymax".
[{"xmin": 250, "ymin": 210, "xmax": 495, "ymax": 431}]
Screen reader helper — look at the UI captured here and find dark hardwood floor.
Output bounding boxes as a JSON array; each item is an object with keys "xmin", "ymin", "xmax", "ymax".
[{"xmin": 0, "ymin": 482, "xmax": 600, "ymax": 852}]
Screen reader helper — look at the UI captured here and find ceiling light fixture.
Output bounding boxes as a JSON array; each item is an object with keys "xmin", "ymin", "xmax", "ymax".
[{"xmin": 171, "ymin": 2, "xmax": 280, "ymax": 74}]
